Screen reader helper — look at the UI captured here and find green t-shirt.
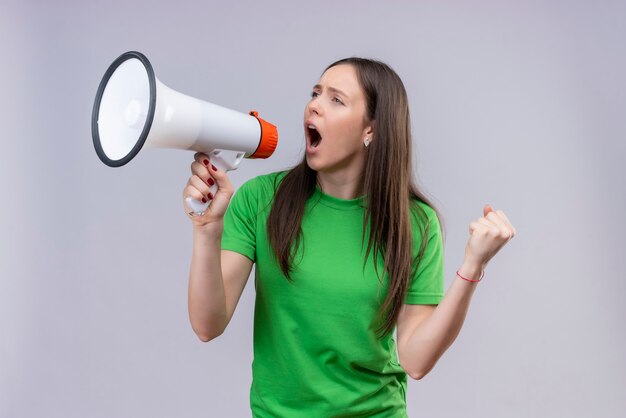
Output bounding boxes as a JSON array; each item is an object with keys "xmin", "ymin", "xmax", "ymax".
[{"xmin": 221, "ymin": 171, "xmax": 445, "ymax": 417}]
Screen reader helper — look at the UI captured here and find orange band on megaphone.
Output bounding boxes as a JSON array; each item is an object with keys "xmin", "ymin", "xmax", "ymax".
[{"xmin": 248, "ymin": 110, "xmax": 278, "ymax": 159}]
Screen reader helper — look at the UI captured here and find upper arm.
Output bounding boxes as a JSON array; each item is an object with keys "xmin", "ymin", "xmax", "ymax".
[
  {"xmin": 397, "ymin": 204, "xmax": 444, "ymax": 373},
  {"xmin": 221, "ymin": 249, "xmax": 254, "ymax": 330},
  {"xmin": 396, "ymin": 303, "xmax": 437, "ymax": 370}
]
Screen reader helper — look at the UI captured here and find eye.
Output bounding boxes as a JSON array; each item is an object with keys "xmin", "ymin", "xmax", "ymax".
[
  {"xmin": 333, "ymin": 97, "xmax": 344, "ymax": 105},
  {"xmin": 310, "ymin": 91, "xmax": 320, "ymax": 98}
]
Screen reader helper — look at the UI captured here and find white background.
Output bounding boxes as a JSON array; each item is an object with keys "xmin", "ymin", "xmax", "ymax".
[{"xmin": 1, "ymin": 0, "xmax": 624, "ymax": 417}]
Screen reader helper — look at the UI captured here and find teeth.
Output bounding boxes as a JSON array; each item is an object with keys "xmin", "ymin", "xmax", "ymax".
[{"xmin": 307, "ymin": 125, "xmax": 317, "ymax": 130}]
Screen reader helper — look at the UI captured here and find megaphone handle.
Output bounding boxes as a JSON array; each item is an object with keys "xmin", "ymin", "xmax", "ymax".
[{"xmin": 185, "ymin": 150, "xmax": 244, "ymax": 216}]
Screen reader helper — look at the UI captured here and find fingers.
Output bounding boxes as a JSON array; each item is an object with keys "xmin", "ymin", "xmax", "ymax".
[
  {"xmin": 192, "ymin": 174, "xmax": 214, "ymax": 200},
  {"xmin": 488, "ymin": 210, "xmax": 516, "ymax": 239},
  {"xmin": 192, "ymin": 153, "xmax": 213, "ymax": 182},
  {"xmin": 469, "ymin": 221, "xmax": 481, "ymax": 235},
  {"xmin": 470, "ymin": 208, "xmax": 516, "ymax": 241},
  {"xmin": 191, "ymin": 160, "xmax": 215, "ymax": 188},
  {"xmin": 482, "ymin": 209, "xmax": 515, "ymax": 240},
  {"xmin": 485, "ymin": 212, "xmax": 508, "ymax": 233},
  {"xmin": 193, "ymin": 153, "xmax": 233, "ymax": 194},
  {"xmin": 193, "ymin": 152, "xmax": 210, "ymax": 168},
  {"xmin": 183, "ymin": 176, "xmax": 209, "ymax": 202},
  {"xmin": 184, "ymin": 153, "xmax": 211, "ymax": 203},
  {"xmin": 206, "ymin": 161, "xmax": 234, "ymax": 199},
  {"xmin": 496, "ymin": 209, "xmax": 517, "ymax": 236},
  {"xmin": 477, "ymin": 217, "xmax": 501, "ymax": 236}
]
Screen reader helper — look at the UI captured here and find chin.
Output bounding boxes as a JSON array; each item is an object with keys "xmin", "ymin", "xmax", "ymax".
[{"xmin": 305, "ymin": 155, "xmax": 321, "ymax": 172}]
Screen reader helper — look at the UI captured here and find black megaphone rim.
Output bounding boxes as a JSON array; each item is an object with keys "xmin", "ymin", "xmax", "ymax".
[{"xmin": 91, "ymin": 50, "xmax": 157, "ymax": 167}]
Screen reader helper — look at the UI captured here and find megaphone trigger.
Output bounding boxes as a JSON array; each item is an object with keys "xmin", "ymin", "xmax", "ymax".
[{"xmin": 209, "ymin": 149, "xmax": 246, "ymax": 171}]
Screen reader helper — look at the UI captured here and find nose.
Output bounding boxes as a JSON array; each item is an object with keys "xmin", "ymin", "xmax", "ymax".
[{"xmin": 307, "ymin": 98, "xmax": 321, "ymax": 116}]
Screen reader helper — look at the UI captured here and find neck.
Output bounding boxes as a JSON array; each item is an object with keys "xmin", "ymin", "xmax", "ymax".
[{"xmin": 316, "ymin": 170, "xmax": 364, "ymax": 200}]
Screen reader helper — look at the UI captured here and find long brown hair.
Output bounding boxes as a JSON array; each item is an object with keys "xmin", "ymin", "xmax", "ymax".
[{"xmin": 267, "ymin": 57, "xmax": 445, "ymax": 339}]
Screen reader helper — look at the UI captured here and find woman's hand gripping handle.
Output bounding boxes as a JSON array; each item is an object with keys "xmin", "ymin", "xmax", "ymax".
[{"xmin": 183, "ymin": 151, "xmax": 242, "ymax": 228}]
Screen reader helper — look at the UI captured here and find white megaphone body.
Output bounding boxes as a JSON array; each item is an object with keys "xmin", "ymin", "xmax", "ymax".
[{"xmin": 91, "ymin": 51, "xmax": 278, "ymax": 215}]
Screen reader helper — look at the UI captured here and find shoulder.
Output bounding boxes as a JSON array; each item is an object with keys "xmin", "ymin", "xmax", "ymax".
[
  {"xmin": 237, "ymin": 170, "xmax": 288, "ymax": 194},
  {"xmin": 408, "ymin": 198, "xmax": 444, "ymax": 246},
  {"xmin": 230, "ymin": 169, "xmax": 290, "ymax": 210},
  {"xmin": 409, "ymin": 199, "xmax": 438, "ymax": 227}
]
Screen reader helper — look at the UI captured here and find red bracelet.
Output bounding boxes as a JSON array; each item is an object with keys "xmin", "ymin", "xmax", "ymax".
[{"xmin": 456, "ymin": 269, "xmax": 484, "ymax": 283}]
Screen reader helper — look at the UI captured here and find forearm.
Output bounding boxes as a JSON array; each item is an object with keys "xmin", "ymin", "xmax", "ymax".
[
  {"xmin": 402, "ymin": 261, "xmax": 484, "ymax": 378},
  {"xmin": 188, "ymin": 223, "xmax": 228, "ymax": 341}
]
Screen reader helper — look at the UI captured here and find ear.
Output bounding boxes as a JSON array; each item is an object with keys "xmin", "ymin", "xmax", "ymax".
[{"xmin": 362, "ymin": 120, "xmax": 375, "ymax": 140}]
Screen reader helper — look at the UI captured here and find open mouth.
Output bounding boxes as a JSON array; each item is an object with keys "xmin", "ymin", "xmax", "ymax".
[{"xmin": 307, "ymin": 126, "xmax": 322, "ymax": 148}]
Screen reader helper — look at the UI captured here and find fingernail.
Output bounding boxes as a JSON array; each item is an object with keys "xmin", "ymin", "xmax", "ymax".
[
  {"xmin": 207, "ymin": 192, "xmax": 213, "ymax": 199},
  {"xmin": 207, "ymin": 178, "xmax": 215, "ymax": 186},
  {"xmin": 203, "ymin": 159, "xmax": 209, "ymax": 166},
  {"xmin": 211, "ymin": 164, "xmax": 217, "ymax": 171},
  {"xmin": 201, "ymin": 197, "xmax": 207, "ymax": 203}
]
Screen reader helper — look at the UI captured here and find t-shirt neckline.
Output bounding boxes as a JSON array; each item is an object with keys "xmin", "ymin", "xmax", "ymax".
[{"xmin": 313, "ymin": 185, "xmax": 365, "ymax": 210}]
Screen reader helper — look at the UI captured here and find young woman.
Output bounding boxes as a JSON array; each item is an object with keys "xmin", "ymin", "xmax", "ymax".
[{"xmin": 183, "ymin": 58, "xmax": 516, "ymax": 417}]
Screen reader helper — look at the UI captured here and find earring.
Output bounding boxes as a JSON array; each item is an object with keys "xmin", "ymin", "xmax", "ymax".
[{"xmin": 364, "ymin": 137, "xmax": 371, "ymax": 148}]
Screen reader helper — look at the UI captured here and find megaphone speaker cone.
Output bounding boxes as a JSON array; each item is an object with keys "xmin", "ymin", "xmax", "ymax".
[{"xmin": 91, "ymin": 51, "xmax": 156, "ymax": 167}]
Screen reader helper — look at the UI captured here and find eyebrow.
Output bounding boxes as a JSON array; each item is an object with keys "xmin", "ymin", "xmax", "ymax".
[{"xmin": 313, "ymin": 84, "xmax": 349, "ymax": 98}]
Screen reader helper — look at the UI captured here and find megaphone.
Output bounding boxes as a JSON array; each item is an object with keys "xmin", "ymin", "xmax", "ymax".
[{"xmin": 91, "ymin": 51, "xmax": 278, "ymax": 215}]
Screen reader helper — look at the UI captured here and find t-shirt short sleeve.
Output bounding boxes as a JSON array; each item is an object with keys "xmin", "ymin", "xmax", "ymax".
[
  {"xmin": 220, "ymin": 178, "xmax": 259, "ymax": 262},
  {"xmin": 403, "ymin": 203, "xmax": 445, "ymax": 305}
]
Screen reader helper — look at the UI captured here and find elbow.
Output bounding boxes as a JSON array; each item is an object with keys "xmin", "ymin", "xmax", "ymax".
[
  {"xmin": 408, "ymin": 370, "xmax": 426, "ymax": 381},
  {"xmin": 193, "ymin": 326, "xmax": 224, "ymax": 343},
  {"xmin": 407, "ymin": 364, "xmax": 434, "ymax": 381},
  {"xmin": 190, "ymin": 314, "xmax": 227, "ymax": 342},
  {"xmin": 400, "ymin": 359, "xmax": 428, "ymax": 380}
]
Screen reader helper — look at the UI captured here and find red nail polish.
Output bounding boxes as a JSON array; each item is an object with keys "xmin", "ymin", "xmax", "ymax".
[
  {"xmin": 207, "ymin": 178, "xmax": 215, "ymax": 186},
  {"xmin": 207, "ymin": 192, "xmax": 213, "ymax": 199},
  {"xmin": 201, "ymin": 197, "xmax": 207, "ymax": 203},
  {"xmin": 211, "ymin": 164, "xmax": 217, "ymax": 171},
  {"xmin": 203, "ymin": 159, "xmax": 209, "ymax": 166}
]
